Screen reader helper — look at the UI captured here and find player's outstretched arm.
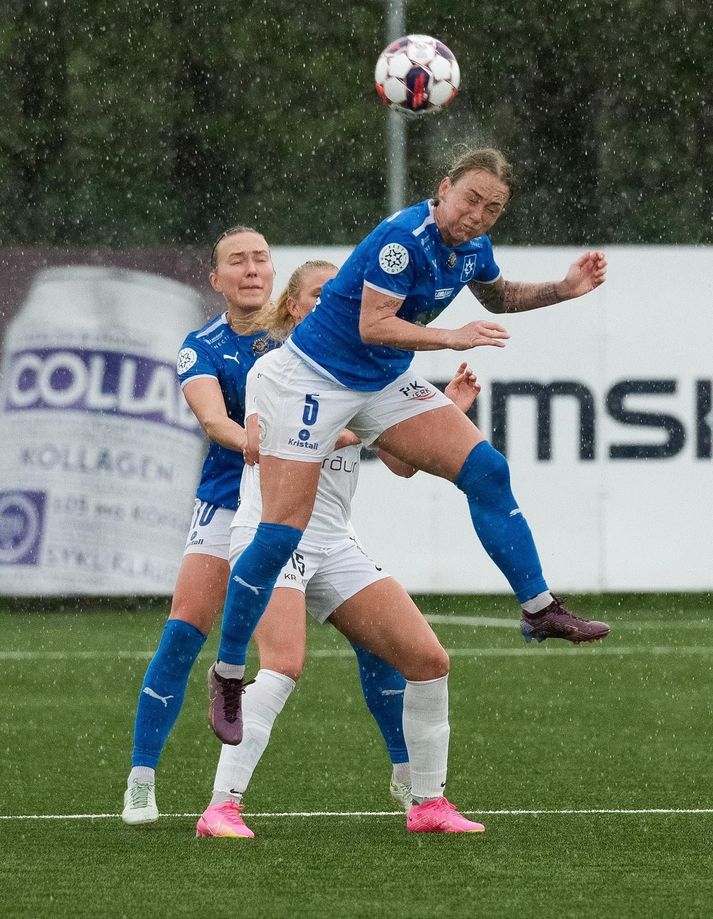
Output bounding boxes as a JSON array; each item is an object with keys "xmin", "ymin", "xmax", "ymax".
[
  {"xmin": 183, "ymin": 377, "xmax": 247, "ymax": 452},
  {"xmin": 468, "ymin": 250, "xmax": 607, "ymax": 314},
  {"xmin": 359, "ymin": 284, "xmax": 509, "ymax": 352},
  {"xmin": 375, "ymin": 362, "xmax": 481, "ymax": 478},
  {"xmin": 443, "ymin": 362, "xmax": 481, "ymax": 414}
]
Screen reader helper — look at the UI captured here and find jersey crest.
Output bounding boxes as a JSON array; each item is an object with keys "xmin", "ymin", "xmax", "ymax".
[
  {"xmin": 460, "ymin": 255, "xmax": 476, "ymax": 282},
  {"xmin": 177, "ymin": 347, "xmax": 197, "ymax": 374},
  {"xmin": 378, "ymin": 243, "xmax": 410, "ymax": 274}
]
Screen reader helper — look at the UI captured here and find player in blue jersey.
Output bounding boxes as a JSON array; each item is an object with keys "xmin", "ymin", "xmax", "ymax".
[
  {"xmin": 198, "ymin": 261, "xmax": 485, "ymax": 837},
  {"xmin": 122, "ymin": 234, "xmax": 409, "ymax": 826},
  {"xmin": 210, "ymin": 147, "xmax": 611, "ymax": 746}
]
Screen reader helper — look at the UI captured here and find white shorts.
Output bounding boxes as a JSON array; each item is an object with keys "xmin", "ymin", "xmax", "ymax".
[
  {"xmin": 253, "ymin": 344, "xmax": 453, "ymax": 461},
  {"xmin": 183, "ymin": 499, "xmax": 234, "ymax": 560},
  {"xmin": 229, "ymin": 526, "xmax": 389, "ymax": 623}
]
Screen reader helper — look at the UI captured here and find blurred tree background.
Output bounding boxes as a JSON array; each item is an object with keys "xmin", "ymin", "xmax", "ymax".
[{"xmin": 1, "ymin": 0, "xmax": 711, "ymax": 248}]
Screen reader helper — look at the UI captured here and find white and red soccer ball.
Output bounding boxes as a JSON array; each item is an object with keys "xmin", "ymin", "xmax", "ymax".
[{"xmin": 375, "ymin": 34, "xmax": 460, "ymax": 116}]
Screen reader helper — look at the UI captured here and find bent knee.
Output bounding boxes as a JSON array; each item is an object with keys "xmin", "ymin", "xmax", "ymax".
[
  {"xmin": 258, "ymin": 655, "xmax": 304, "ymax": 683},
  {"xmin": 428, "ymin": 647, "xmax": 450, "ymax": 679},
  {"xmin": 457, "ymin": 441, "xmax": 511, "ymax": 493},
  {"xmin": 168, "ymin": 607, "xmax": 217, "ymax": 635},
  {"xmin": 403, "ymin": 646, "xmax": 449, "ymax": 682}
]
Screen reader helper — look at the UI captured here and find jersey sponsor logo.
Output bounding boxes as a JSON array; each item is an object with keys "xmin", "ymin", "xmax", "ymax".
[
  {"xmin": 460, "ymin": 255, "xmax": 476, "ymax": 282},
  {"xmin": 398, "ymin": 379, "xmax": 437, "ymax": 401},
  {"xmin": 177, "ymin": 347, "xmax": 198, "ymax": 374},
  {"xmin": 434, "ymin": 288, "xmax": 454, "ymax": 300},
  {"xmin": 321, "ymin": 454, "xmax": 357, "ymax": 474},
  {"xmin": 204, "ymin": 332, "xmax": 228, "ymax": 346},
  {"xmin": 223, "ymin": 352, "xmax": 240, "ymax": 364},
  {"xmin": 287, "ymin": 436, "xmax": 319, "ymax": 451},
  {"xmin": 420, "ymin": 234, "xmax": 436, "ymax": 258},
  {"xmin": 378, "ymin": 243, "xmax": 410, "ymax": 275}
]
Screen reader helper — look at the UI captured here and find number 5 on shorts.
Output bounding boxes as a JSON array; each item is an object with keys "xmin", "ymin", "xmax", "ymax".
[{"xmin": 302, "ymin": 394, "xmax": 319, "ymax": 426}]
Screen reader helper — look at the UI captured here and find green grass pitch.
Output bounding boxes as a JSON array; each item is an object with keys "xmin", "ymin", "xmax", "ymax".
[{"xmin": 1, "ymin": 593, "xmax": 712, "ymax": 918}]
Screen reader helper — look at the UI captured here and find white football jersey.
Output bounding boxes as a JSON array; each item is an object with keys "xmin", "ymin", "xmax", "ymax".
[{"xmin": 231, "ymin": 443, "xmax": 361, "ymax": 548}]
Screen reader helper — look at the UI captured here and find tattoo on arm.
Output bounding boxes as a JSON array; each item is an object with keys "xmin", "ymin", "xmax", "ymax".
[
  {"xmin": 469, "ymin": 280, "xmax": 561, "ymax": 313},
  {"xmin": 376, "ymin": 296, "xmax": 405, "ymax": 318},
  {"xmin": 468, "ymin": 280, "xmax": 507, "ymax": 313}
]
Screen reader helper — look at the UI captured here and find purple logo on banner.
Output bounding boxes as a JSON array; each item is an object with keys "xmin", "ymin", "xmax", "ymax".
[
  {"xmin": 0, "ymin": 491, "xmax": 46, "ymax": 565},
  {"xmin": 3, "ymin": 348, "xmax": 198, "ymax": 431}
]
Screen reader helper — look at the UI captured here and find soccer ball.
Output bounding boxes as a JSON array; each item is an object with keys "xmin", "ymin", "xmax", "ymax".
[{"xmin": 374, "ymin": 34, "xmax": 460, "ymax": 116}]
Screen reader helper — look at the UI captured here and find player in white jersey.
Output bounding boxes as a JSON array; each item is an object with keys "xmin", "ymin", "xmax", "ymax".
[
  {"xmin": 198, "ymin": 262, "xmax": 486, "ymax": 836},
  {"xmin": 209, "ymin": 148, "xmax": 610, "ymax": 758},
  {"xmin": 123, "ymin": 242, "xmax": 411, "ymax": 827}
]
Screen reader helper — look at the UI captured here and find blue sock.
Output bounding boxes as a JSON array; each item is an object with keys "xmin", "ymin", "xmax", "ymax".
[
  {"xmin": 131, "ymin": 619, "xmax": 207, "ymax": 769},
  {"xmin": 351, "ymin": 642, "xmax": 408, "ymax": 764},
  {"xmin": 218, "ymin": 521, "xmax": 303, "ymax": 665},
  {"xmin": 454, "ymin": 441, "xmax": 548, "ymax": 604}
]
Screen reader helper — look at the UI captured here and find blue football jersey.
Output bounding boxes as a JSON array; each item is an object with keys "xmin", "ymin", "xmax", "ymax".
[
  {"xmin": 176, "ymin": 313, "xmax": 273, "ymax": 510},
  {"xmin": 289, "ymin": 199, "xmax": 500, "ymax": 390}
]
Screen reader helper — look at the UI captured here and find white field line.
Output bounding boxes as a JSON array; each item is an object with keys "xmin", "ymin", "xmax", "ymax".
[
  {"xmin": 2, "ymin": 644, "xmax": 713, "ymax": 661},
  {"xmin": 2, "ymin": 808, "xmax": 713, "ymax": 821}
]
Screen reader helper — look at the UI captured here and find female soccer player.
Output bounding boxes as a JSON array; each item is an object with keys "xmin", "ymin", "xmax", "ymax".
[
  {"xmin": 210, "ymin": 146, "xmax": 611, "ymax": 745},
  {"xmin": 122, "ymin": 237, "xmax": 408, "ymax": 826},
  {"xmin": 198, "ymin": 261, "xmax": 485, "ymax": 837}
]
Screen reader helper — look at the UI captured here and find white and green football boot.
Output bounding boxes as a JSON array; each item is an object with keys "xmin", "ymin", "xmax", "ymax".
[{"xmin": 122, "ymin": 781, "xmax": 159, "ymax": 826}]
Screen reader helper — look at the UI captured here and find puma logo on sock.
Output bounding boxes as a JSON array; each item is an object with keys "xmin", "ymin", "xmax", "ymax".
[
  {"xmin": 233, "ymin": 574, "xmax": 260, "ymax": 595},
  {"xmin": 143, "ymin": 687, "xmax": 174, "ymax": 707}
]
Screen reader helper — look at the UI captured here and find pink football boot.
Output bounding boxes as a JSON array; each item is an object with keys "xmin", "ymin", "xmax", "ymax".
[
  {"xmin": 196, "ymin": 800, "xmax": 255, "ymax": 839},
  {"xmin": 407, "ymin": 797, "xmax": 485, "ymax": 834}
]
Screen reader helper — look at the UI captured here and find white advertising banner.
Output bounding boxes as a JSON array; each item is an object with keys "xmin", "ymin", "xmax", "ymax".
[
  {"xmin": 0, "ymin": 267, "xmax": 205, "ymax": 595},
  {"xmin": 273, "ymin": 245, "xmax": 713, "ymax": 593},
  {"xmin": 0, "ymin": 247, "xmax": 710, "ymax": 596}
]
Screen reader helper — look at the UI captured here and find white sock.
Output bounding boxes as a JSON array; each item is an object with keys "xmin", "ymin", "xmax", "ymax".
[
  {"xmin": 210, "ymin": 669, "xmax": 295, "ymax": 805},
  {"xmin": 214, "ymin": 661, "xmax": 246, "ymax": 679},
  {"xmin": 402, "ymin": 675, "xmax": 450, "ymax": 802},
  {"xmin": 521, "ymin": 591, "xmax": 554, "ymax": 615},
  {"xmin": 128, "ymin": 766, "xmax": 155, "ymax": 785},
  {"xmin": 391, "ymin": 762, "xmax": 411, "ymax": 785}
]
